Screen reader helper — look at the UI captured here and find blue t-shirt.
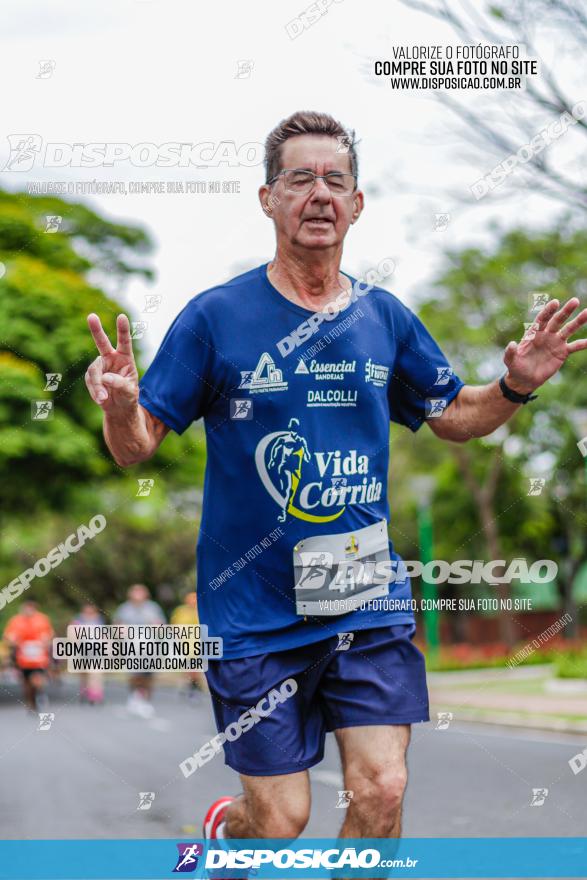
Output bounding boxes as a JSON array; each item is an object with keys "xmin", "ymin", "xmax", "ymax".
[{"xmin": 138, "ymin": 263, "xmax": 464, "ymax": 659}]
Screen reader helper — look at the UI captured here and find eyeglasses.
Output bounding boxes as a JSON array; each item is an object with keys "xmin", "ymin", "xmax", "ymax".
[{"xmin": 268, "ymin": 169, "xmax": 357, "ymax": 196}]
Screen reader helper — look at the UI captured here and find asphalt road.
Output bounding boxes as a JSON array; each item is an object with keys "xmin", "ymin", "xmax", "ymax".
[{"xmin": 0, "ymin": 675, "xmax": 585, "ymax": 841}]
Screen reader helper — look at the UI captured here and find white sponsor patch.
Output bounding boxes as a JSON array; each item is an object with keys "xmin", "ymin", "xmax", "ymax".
[
  {"xmin": 364, "ymin": 358, "xmax": 389, "ymax": 387},
  {"xmin": 239, "ymin": 352, "xmax": 288, "ymax": 394}
]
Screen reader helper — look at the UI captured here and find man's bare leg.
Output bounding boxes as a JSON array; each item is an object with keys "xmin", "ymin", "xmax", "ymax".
[
  {"xmin": 335, "ymin": 725, "xmax": 411, "ymax": 838},
  {"xmin": 22, "ymin": 674, "xmax": 37, "ymax": 711},
  {"xmin": 224, "ymin": 769, "xmax": 311, "ymax": 839}
]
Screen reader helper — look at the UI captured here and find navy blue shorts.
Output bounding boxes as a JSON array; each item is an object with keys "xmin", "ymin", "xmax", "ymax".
[{"xmin": 205, "ymin": 623, "xmax": 429, "ymax": 777}]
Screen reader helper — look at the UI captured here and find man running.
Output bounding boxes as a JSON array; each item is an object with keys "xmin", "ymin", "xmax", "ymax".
[
  {"xmin": 84, "ymin": 111, "xmax": 587, "ymax": 845},
  {"xmin": 114, "ymin": 583, "xmax": 165, "ymax": 718},
  {"xmin": 3, "ymin": 600, "xmax": 54, "ymax": 711}
]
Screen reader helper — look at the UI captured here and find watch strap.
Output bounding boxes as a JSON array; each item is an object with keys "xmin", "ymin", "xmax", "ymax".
[{"xmin": 499, "ymin": 374, "xmax": 538, "ymax": 404}]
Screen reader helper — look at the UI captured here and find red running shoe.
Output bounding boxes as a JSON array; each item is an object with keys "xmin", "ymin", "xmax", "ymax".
[{"xmin": 203, "ymin": 795, "xmax": 235, "ymax": 839}]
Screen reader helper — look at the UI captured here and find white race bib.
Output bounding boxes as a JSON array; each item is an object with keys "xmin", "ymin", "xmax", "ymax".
[
  {"xmin": 293, "ymin": 519, "xmax": 391, "ymax": 616},
  {"xmin": 21, "ymin": 641, "xmax": 43, "ymax": 659}
]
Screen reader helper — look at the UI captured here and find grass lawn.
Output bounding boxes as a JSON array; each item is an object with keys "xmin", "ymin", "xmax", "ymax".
[{"xmin": 437, "ymin": 676, "xmax": 554, "ymax": 696}]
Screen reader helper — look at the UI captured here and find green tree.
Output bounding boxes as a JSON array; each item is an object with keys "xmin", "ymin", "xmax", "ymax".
[
  {"xmin": 0, "ymin": 188, "xmax": 204, "ymax": 519},
  {"xmin": 0, "ymin": 189, "xmax": 206, "ymax": 625}
]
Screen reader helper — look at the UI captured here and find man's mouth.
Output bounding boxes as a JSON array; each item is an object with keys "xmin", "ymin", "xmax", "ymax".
[{"xmin": 304, "ymin": 218, "xmax": 333, "ymax": 227}]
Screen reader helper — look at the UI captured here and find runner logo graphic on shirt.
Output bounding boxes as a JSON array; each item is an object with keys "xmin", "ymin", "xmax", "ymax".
[
  {"xmin": 239, "ymin": 352, "xmax": 288, "ymax": 394},
  {"xmin": 255, "ymin": 419, "xmax": 383, "ymax": 523}
]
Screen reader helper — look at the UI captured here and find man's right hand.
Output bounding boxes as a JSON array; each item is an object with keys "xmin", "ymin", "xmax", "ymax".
[
  {"xmin": 85, "ymin": 312, "xmax": 169, "ymax": 467},
  {"xmin": 85, "ymin": 313, "xmax": 139, "ymax": 415}
]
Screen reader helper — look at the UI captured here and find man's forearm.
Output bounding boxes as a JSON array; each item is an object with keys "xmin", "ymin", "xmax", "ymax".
[
  {"xmin": 103, "ymin": 404, "xmax": 154, "ymax": 467},
  {"xmin": 433, "ymin": 373, "xmax": 534, "ymax": 442}
]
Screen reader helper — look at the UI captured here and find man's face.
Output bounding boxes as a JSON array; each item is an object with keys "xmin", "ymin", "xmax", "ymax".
[
  {"xmin": 260, "ymin": 135, "xmax": 363, "ymax": 252},
  {"xmin": 129, "ymin": 585, "xmax": 148, "ymax": 604}
]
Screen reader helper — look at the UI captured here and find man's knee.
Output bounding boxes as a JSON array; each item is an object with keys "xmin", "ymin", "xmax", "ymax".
[
  {"xmin": 348, "ymin": 765, "xmax": 408, "ymax": 815},
  {"xmin": 250, "ymin": 795, "xmax": 310, "ymax": 838}
]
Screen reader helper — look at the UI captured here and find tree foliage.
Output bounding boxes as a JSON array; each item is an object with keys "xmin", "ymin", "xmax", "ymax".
[{"xmin": 0, "ymin": 188, "xmax": 206, "ymax": 622}]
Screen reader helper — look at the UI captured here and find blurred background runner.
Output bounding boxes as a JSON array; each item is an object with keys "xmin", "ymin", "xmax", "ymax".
[
  {"xmin": 70, "ymin": 603, "xmax": 105, "ymax": 705},
  {"xmin": 3, "ymin": 600, "xmax": 54, "ymax": 711},
  {"xmin": 170, "ymin": 591, "xmax": 208, "ymax": 695},
  {"xmin": 113, "ymin": 584, "xmax": 165, "ymax": 718}
]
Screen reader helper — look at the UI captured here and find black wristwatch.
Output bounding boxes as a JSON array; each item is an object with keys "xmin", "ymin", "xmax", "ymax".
[{"xmin": 499, "ymin": 374, "xmax": 538, "ymax": 405}]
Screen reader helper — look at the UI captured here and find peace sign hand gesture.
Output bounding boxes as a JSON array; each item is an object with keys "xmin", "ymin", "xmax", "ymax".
[{"xmin": 85, "ymin": 313, "xmax": 139, "ymax": 415}]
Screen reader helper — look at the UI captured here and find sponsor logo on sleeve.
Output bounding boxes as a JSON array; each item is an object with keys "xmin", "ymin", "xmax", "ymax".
[{"xmin": 364, "ymin": 358, "xmax": 389, "ymax": 387}]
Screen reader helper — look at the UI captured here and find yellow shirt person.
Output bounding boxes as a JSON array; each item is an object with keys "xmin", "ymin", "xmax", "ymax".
[{"xmin": 170, "ymin": 592, "xmax": 207, "ymax": 693}]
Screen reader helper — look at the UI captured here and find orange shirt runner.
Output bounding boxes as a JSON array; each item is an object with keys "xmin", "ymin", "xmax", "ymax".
[{"xmin": 4, "ymin": 612, "xmax": 54, "ymax": 669}]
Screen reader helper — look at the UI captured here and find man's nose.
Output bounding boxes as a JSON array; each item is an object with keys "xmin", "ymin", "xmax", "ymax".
[{"xmin": 309, "ymin": 178, "xmax": 332, "ymax": 202}]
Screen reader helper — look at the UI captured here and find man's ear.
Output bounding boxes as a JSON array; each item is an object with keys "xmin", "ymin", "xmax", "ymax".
[
  {"xmin": 350, "ymin": 189, "xmax": 364, "ymax": 225},
  {"xmin": 258, "ymin": 185, "xmax": 273, "ymax": 216}
]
